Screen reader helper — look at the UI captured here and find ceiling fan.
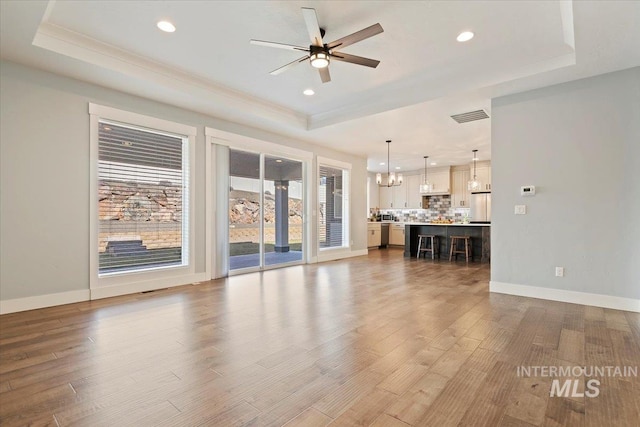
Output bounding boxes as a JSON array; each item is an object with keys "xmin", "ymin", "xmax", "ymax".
[{"xmin": 250, "ymin": 7, "xmax": 383, "ymax": 83}]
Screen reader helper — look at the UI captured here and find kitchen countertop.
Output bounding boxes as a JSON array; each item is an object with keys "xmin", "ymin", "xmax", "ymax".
[
  {"xmin": 368, "ymin": 221, "xmax": 490, "ymax": 226},
  {"xmin": 403, "ymin": 222, "xmax": 491, "ymax": 226}
]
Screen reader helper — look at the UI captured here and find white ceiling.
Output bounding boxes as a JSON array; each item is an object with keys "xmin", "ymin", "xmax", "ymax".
[{"xmin": 1, "ymin": 1, "xmax": 638, "ymax": 173}]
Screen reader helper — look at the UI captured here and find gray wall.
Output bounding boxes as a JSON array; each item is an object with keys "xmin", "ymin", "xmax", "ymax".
[
  {"xmin": 0, "ymin": 60, "xmax": 368, "ymax": 301},
  {"xmin": 491, "ymin": 67, "xmax": 640, "ymax": 300}
]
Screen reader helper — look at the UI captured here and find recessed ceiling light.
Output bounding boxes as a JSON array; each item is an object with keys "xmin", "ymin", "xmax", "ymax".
[
  {"xmin": 395, "ymin": 166, "xmax": 401, "ymax": 170},
  {"xmin": 430, "ymin": 162, "xmax": 437, "ymax": 166},
  {"xmin": 157, "ymin": 21, "xmax": 176, "ymax": 33},
  {"xmin": 275, "ymin": 159, "xmax": 283, "ymax": 163},
  {"xmin": 303, "ymin": 89, "xmax": 315, "ymax": 96},
  {"xmin": 379, "ymin": 162, "xmax": 385, "ymax": 166},
  {"xmin": 457, "ymin": 31, "xmax": 474, "ymax": 42}
]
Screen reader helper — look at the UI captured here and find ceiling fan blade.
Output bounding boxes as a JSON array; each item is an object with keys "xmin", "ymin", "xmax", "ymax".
[
  {"xmin": 270, "ymin": 56, "xmax": 309, "ymax": 75},
  {"xmin": 319, "ymin": 67, "xmax": 331, "ymax": 83},
  {"xmin": 301, "ymin": 7, "xmax": 324, "ymax": 46},
  {"xmin": 250, "ymin": 39, "xmax": 308, "ymax": 52},
  {"xmin": 330, "ymin": 52, "xmax": 380, "ymax": 68},
  {"xmin": 327, "ymin": 23, "xmax": 384, "ymax": 50}
]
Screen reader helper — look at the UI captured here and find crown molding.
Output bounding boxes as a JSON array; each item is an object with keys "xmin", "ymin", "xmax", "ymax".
[{"xmin": 32, "ymin": 21, "xmax": 307, "ymax": 130}]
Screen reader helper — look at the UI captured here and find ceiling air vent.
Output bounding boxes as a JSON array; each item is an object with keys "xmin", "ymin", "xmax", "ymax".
[{"xmin": 450, "ymin": 109, "xmax": 490, "ymax": 124}]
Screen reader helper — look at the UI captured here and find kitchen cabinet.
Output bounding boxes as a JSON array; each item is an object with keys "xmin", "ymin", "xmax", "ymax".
[
  {"xmin": 451, "ymin": 167, "xmax": 471, "ymax": 208},
  {"xmin": 389, "ymin": 224, "xmax": 405, "ymax": 245},
  {"xmin": 406, "ymin": 174, "xmax": 424, "ymax": 208},
  {"xmin": 378, "ymin": 179, "xmax": 408, "ymax": 209},
  {"xmin": 368, "ymin": 174, "xmax": 379, "ymax": 212},
  {"xmin": 379, "ymin": 185, "xmax": 392, "ymax": 209},
  {"xmin": 392, "ymin": 184, "xmax": 407, "ymax": 209},
  {"xmin": 385, "ymin": 175, "xmax": 423, "ymax": 209},
  {"xmin": 367, "ymin": 223, "xmax": 382, "ymax": 248},
  {"xmin": 419, "ymin": 166, "xmax": 451, "ymax": 195},
  {"xmin": 471, "ymin": 161, "xmax": 491, "ymax": 191}
]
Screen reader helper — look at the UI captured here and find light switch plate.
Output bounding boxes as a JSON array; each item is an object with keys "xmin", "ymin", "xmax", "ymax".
[{"xmin": 515, "ymin": 205, "xmax": 527, "ymax": 215}]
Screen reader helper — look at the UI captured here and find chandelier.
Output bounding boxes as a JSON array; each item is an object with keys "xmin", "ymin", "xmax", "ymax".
[
  {"xmin": 376, "ymin": 140, "xmax": 403, "ymax": 187},
  {"xmin": 419, "ymin": 155, "xmax": 433, "ymax": 193},
  {"xmin": 468, "ymin": 149, "xmax": 482, "ymax": 191}
]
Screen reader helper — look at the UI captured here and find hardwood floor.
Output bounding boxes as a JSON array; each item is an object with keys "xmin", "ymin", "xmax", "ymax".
[{"xmin": 1, "ymin": 249, "xmax": 639, "ymax": 426}]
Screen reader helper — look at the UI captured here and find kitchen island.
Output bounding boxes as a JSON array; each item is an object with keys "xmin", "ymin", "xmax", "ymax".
[{"xmin": 403, "ymin": 223, "xmax": 491, "ymax": 262}]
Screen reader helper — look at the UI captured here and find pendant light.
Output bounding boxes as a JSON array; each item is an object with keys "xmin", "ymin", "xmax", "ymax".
[
  {"xmin": 468, "ymin": 149, "xmax": 481, "ymax": 191},
  {"xmin": 419, "ymin": 156, "xmax": 433, "ymax": 193},
  {"xmin": 377, "ymin": 140, "xmax": 403, "ymax": 187}
]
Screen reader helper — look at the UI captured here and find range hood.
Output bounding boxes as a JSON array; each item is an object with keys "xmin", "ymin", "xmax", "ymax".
[{"xmin": 420, "ymin": 189, "xmax": 451, "ymax": 196}]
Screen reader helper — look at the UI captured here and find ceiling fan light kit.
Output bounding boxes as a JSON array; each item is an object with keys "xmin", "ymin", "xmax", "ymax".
[
  {"xmin": 310, "ymin": 51, "xmax": 329, "ymax": 68},
  {"xmin": 250, "ymin": 7, "xmax": 383, "ymax": 83}
]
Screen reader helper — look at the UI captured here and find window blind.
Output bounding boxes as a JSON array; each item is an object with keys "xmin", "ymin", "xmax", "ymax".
[
  {"xmin": 98, "ymin": 120, "xmax": 188, "ymax": 274},
  {"xmin": 319, "ymin": 165, "xmax": 347, "ymax": 248}
]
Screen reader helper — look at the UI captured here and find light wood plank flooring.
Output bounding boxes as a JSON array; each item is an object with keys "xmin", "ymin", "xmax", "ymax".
[{"xmin": 1, "ymin": 249, "xmax": 639, "ymax": 426}]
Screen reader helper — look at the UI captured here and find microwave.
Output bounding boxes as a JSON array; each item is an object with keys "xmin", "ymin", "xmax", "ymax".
[{"xmin": 381, "ymin": 214, "xmax": 393, "ymax": 221}]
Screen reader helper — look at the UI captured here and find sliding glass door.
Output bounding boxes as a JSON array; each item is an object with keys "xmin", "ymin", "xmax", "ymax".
[
  {"xmin": 229, "ymin": 149, "xmax": 304, "ymax": 272},
  {"xmin": 228, "ymin": 150, "xmax": 261, "ymax": 270},
  {"xmin": 263, "ymin": 155, "xmax": 303, "ymax": 266}
]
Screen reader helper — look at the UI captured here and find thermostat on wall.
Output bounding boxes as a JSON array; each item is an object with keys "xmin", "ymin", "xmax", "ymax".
[{"xmin": 521, "ymin": 185, "xmax": 536, "ymax": 196}]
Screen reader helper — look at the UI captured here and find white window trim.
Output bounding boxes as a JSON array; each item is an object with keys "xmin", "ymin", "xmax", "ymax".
[
  {"xmin": 317, "ymin": 156, "xmax": 352, "ymax": 252},
  {"xmin": 89, "ymin": 103, "xmax": 198, "ymax": 292},
  {"xmin": 205, "ymin": 127, "xmax": 313, "ymax": 160}
]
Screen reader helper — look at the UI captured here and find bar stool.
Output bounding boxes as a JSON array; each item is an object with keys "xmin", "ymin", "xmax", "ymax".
[
  {"xmin": 417, "ymin": 234, "xmax": 439, "ymax": 260},
  {"xmin": 449, "ymin": 236, "xmax": 472, "ymax": 262}
]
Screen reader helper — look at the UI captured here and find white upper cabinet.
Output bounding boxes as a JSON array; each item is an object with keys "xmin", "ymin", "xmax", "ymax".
[
  {"xmin": 451, "ymin": 167, "xmax": 471, "ymax": 208},
  {"xmin": 470, "ymin": 161, "xmax": 491, "ymax": 191},
  {"xmin": 406, "ymin": 174, "xmax": 423, "ymax": 208},
  {"xmin": 419, "ymin": 166, "xmax": 451, "ymax": 195},
  {"xmin": 374, "ymin": 163, "xmax": 488, "ymax": 210},
  {"xmin": 379, "ymin": 174, "xmax": 425, "ymax": 209},
  {"xmin": 379, "ymin": 184, "xmax": 393, "ymax": 209},
  {"xmin": 368, "ymin": 173, "xmax": 380, "ymax": 212},
  {"xmin": 392, "ymin": 183, "xmax": 407, "ymax": 209},
  {"xmin": 377, "ymin": 175, "xmax": 413, "ymax": 209}
]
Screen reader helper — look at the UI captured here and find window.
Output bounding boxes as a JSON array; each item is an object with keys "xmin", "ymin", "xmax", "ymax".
[
  {"xmin": 90, "ymin": 104, "xmax": 194, "ymax": 280},
  {"xmin": 318, "ymin": 163, "xmax": 350, "ymax": 249}
]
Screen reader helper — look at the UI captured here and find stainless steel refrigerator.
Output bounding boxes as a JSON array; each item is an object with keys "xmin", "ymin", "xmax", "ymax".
[{"xmin": 470, "ymin": 191, "xmax": 491, "ymax": 223}]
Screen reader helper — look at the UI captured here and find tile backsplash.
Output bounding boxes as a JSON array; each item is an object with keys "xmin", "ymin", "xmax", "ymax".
[{"xmin": 380, "ymin": 195, "xmax": 470, "ymax": 222}]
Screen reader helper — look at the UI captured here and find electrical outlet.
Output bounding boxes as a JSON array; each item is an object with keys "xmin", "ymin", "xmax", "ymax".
[
  {"xmin": 555, "ymin": 267, "xmax": 564, "ymax": 277},
  {"xmin": 515, "ymin": 205, "xmax": 527, "ymax": 215}
]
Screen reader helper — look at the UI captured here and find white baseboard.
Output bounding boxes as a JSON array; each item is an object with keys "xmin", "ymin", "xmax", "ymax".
[
  {"xmin": 490, "ymin": 281, "xmax": 640, "ymax": 313},
  {"xmin": 0, "ymin": 289, "xmax": 90, "ymax": 315},
  {"xmin": 317, "ymin": 248, "xmax": 368, "ymax": 263},
  {"xmin": 90, "ymin": 273, "xmax": 208, "ymax": 300}
]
